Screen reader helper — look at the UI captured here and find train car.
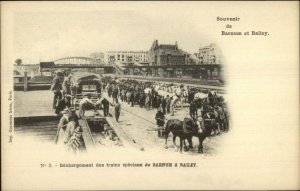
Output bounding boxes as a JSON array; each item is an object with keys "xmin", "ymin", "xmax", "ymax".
[
  {"xmin": 70, "ymin": 72, "xmax": 102, "ymax": 108},
  {"xmin": 71, "ymin": 72, "xmax": 102, "ymax": 95}
]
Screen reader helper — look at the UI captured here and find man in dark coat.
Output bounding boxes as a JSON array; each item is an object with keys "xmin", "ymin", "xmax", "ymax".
[
  {"xmin": 107, "ymin": 84, "xmax": 113, "ymax": 97},
  {"xmin": 55, "ymin": 95, "xmax": 71, "ymax": 115},
  {"xmin": 188, "ymin": 90, "xmax": 195, "ymax": 104},
  {"xmin": 156, "ymin": 96, "xmax": 162, "ymax": 111},
  {"xmin": 129, "ymin": 90, "xmax": 135, "ymax": 107},
  {"xmin": 161, "ymin": 96, "xmax": 167, "ymax": 114},
  {"xmin": 155, "ymin": 108, "xmax": 165, "ymax": 138},
  {"xmin": 112, "ymin": 85, "xmax": 119, "ymax": 103},
  {"xmin": 51, "ymin": 77, "xmax": 62, "ymax": 109},
  {"xmin": 189, "ymin": 99, "xmax": 198, "ymax": 119},
  {"xmin": 101, "ymin": 97, "xmax": 110, "ymax": 117},
  {"xmin": 165, "ymin": 95, "xmax": 171, "ymax": 113},
  {"xmin": 113, "ymin": 99, "xmax": 121, "ymax": 122},
  {"xmin": 152, "ymin": 95, "xmax": 157, "ymax": 109},
  {"xmin": 139, "ymin": 92, "xmax": 145, "ymax": 108}
]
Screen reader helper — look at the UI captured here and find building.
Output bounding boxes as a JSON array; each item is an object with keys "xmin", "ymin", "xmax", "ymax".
[
  {"xmin": 197, "ymin": 43, "xmax": 222, "ymax": 64},
  {"xmin": 90, "ymin": 52, "xmax": 105, "ymax": 62},
  {"xmin": 105, "ymin": 51, "xmax": 149, "ymax": 64},
  {"xmin": 13, "ymin": 64, "xmax": 40, "ymax": 78},
  {"xmin": 148, "ymin": 40, "xmax": 189, "ymax": 66},
  {"xmin": 123, "ymin": 41, "xmax": 223, "ymax": 79}
]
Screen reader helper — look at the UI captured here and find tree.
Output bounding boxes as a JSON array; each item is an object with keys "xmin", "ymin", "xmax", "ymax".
[{"xmin": 15, "ymin": 59, "xmax": 22, "ymax": 65}]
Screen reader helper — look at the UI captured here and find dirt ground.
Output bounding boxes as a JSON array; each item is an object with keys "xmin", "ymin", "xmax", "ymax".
[{"xmin": 102, "ymin": 92, "xmax": 226, "ymax": 155}]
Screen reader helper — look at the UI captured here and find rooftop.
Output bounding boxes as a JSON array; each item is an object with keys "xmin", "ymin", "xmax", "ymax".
[{"xmin": 155, "ymin": 48, "xmax": 188, "ymax": 56}]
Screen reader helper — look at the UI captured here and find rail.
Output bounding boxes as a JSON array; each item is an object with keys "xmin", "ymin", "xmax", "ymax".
[
  {"xmin": 78, "ymin": 119, "xmax": 96, "ymax": 150},
  {"xmin": 106, "ymin": 108, "xmax": 144, "ymax": 151}
]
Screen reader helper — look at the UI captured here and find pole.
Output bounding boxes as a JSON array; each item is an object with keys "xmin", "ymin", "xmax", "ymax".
[{"xmin": 24, "ymin": 72, "xmax": 28, "ymax": 91}]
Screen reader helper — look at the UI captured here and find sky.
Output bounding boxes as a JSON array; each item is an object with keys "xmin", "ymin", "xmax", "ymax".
[{"xmin": 12, "ymin": 2, "xmax": 218, "ymax": 64}]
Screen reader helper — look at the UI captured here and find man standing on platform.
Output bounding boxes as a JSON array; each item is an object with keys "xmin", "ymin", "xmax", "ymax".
[
  {"xmin": 94, "ymin": 94, "xmax": 110, "ymax": 117},
  {"xmin": 112, "ymin": 84, "xmax": 119, "ymax": 103},
  {"xmin": 155, "ymin": 108, "xmax": 165, "ymax": 138},
  {"xmin": 55, "ymin": 94, "xmax": 71, "ymax": 115},
  {"xmin": 113, "ymin": 99, "xmax": 121, "ymax": 122},
  {"xmin": 51, "ymin": 77, "xmax": 62, "ymax": 109},
  {"xmin": 102, "ymin": 97, "xmax": 110, "ymax": 117}
]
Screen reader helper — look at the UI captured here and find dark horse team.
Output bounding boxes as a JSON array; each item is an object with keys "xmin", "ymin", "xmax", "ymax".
[{"xmin": 164, "ymin": 88, "xmax": 229, "ymax": 153}]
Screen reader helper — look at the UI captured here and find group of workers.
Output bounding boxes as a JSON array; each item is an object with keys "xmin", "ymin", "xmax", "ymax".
[
  {"xmin": 78, "ymin": 94, "xmax": 121, "ymax": 122},
  {"xmin": 55, "ymin": 107, "xmax": 84, "ymax": 152},
  {"xmin": 50, "ymin": 74, "xmax": 123, "ymax": 152},
  {"xmin": 104, "ymin": 79, "xmax": 188, "ymax": 115}
]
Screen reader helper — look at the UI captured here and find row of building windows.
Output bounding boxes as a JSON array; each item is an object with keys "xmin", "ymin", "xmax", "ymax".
[
  {"xmin": 108, "ymin": 53, "xmax": 149, "ymax": 63},
  {"xmin": 158, "ymin": 55, "xmax": 186, "ymax": 65}
]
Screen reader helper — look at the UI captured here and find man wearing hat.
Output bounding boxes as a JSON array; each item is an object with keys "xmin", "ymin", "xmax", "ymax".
[
  {"xmin": 112, "ymin": 84, "xmax": 119, "ymax": 103},
  {"xmin": 55, "ymin": 94, "xmax": 72, "ymax": 115},
  {"xmin": 101, "ymin": 96, "xmax": 110, "ymax": 117},
  {"xmin": 56, "ymin": 108, "xmax": 81, "ymax": 147},
  {"xmin": 69, "ymin": 107, "xmax": 79, "ymax": 125},
  {"xmin": 155, "ymin": 107, "xmax": 165, "ymax": 138},
  {"xmin": 55, "ymin": 108, "xmax": 72, "ymax": 144},
  {"xmin": 113, "ymin": 99, "xmax": 121, "ymax": 122},
  {"xmin": 51, "ymin": 77, "xmax": 63, "ymax": 109}
]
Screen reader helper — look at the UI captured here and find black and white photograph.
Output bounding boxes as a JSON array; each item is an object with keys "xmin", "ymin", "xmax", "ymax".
[
  {"xmin": 1, "ymin": 1, "xmax": 299, "ymax": 190},
  {"xmin": 14, "ymin": 35, "xmax": 227, "ymax": 155}
]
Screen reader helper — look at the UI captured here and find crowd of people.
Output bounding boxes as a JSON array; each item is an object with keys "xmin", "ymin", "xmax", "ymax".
[
  {"xmin": 102, "ymin": 77, "xmax": 229, "ymax": 137},
  {"xmin": 50, "ymin": 73, "xmax": 121, "ymax": 153},
  {"xmin": 104, "ymin": 79, "xmax": 188, "ymax": 115},
  {"xmin": 50, "ymin": 73, "xmax": 229, "ymax": 152}
]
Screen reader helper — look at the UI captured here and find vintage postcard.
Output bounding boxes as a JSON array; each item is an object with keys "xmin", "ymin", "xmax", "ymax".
[{"xmin": 1, "ymin": 1, "xmax": 299, "ymax": 190}]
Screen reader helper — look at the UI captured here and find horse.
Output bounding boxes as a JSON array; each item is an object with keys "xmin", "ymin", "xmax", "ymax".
[
  {"xmin": 183, "ymin": 117, "xmax": 215, "ymax": 153},
  {"xmin": 164, "ymin": 118, "xmax": 199, "ymax": 153},
  {"xmin": 164, "ymin": 117, "xmax": 215, "ymax": 153}
]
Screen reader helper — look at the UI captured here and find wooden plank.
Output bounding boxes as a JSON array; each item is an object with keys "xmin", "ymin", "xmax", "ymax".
[
  {"xmin": 106, "ymin": 116, "xmax": 144, "ymax": 151},
  {"xmin": 78, "ymin": 119, "xmax": 95, "ymax": 150},
  {"xmin": 99, "ymin": 94, "xmax": 145, "ymax": 151}
]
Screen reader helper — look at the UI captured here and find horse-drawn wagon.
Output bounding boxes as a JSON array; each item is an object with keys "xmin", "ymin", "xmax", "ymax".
[{"xmin": 70, "ymin": 72, "xmax": 103, "ymax": 108}]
